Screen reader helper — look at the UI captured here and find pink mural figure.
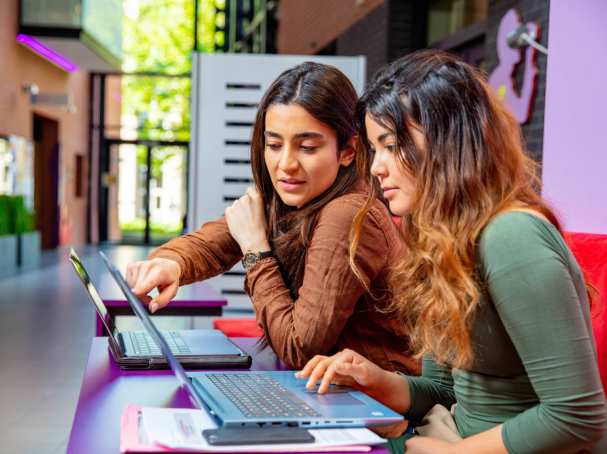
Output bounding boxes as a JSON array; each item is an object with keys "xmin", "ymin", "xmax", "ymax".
[{"xmin": 488, "ymin": 9, "xmax": 540, "ymax": 124}]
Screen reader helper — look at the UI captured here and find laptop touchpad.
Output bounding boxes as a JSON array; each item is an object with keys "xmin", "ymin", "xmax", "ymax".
[{"xmin": 309, "ymin": 393, "xmax": 365, "ymax": 406}]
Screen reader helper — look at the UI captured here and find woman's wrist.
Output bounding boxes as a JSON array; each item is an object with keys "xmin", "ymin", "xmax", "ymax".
[
  {"xmin": 242, "ymin": 238, "xmax": 271, "ymax": 253},
  {"xmin": 369, "ymin": 370, "xmax": 411, "ymax": 414}
]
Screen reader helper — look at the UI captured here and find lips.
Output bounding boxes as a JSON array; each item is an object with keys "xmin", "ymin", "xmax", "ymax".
[
  {"xmin": 382, "ymin": 186, "xmax": 399, "ymax": 198},
  {"xmin": 278, "ymin": 178, "xmax": 305, "ymax": 192}
]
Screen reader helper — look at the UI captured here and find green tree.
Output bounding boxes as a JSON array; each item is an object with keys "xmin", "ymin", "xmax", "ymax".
[{"xmin": 121, "ymin": 0, "xmax": 222, "ymax": 142}]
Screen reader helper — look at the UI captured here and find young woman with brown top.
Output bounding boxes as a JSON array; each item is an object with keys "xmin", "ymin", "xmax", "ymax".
[{"xmin": 125, "ymin": 62, "xmax": 420, "ymax": 375}]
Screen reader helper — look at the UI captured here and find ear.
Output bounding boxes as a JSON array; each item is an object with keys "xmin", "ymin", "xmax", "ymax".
[{"xmin": 338, "ymin": 136, "xmax": 357, "ymax": 167}]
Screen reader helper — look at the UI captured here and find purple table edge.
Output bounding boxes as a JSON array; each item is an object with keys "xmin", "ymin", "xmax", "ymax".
[{"xmin": 66, "ymin": 337, "xmax": 389, "ymax": 454}]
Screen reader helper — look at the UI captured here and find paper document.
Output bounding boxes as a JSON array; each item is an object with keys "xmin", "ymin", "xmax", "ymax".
[{"xmin": 141, "ymin": 407, "xmax": 386, "ymax": 452}]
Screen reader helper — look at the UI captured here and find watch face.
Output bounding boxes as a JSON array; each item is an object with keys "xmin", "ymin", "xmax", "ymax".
[{"xmin": 243, "ymin": 252, "xmax": 258, "ymax": 269}]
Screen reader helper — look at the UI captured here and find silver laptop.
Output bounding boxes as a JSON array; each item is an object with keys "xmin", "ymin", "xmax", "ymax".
[
  {"xmin": 70, "ymin": 248, "xmax": 251, "ymax": 370},
  {"xmin": 100, "ymin": 250, "xmax": 404, "ymax": 429}
]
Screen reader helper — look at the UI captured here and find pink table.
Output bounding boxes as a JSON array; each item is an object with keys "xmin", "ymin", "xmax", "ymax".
[
  {"xmin": 96, "ymin": 273, "xmax": 227, "ymax": 335},
  {"xmin": 66, "ymin": 337, "xmax": 389, "ymax": 454}
]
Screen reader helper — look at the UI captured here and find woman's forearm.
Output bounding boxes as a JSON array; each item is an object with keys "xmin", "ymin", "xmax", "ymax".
[
  {"xmin": 452, "ymin": 425, "xmax": 507, "ymax": 454},
  {"xmin": 370, "ymin": 370, "xmax": 412, "ymax": 414}
]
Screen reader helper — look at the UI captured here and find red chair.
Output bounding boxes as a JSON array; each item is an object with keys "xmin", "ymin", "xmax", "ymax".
[
  {"xmin": 565, "ymin": 232, "xmax": 607, "ymax": 391},
  {"xmin": 213, "ymin": 318, "xmax": 264, "ymax": 338}
]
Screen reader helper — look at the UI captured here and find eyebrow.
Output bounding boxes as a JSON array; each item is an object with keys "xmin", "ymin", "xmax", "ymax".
[
  {"xmin": 264, "ymin": 131, "xmax": 324, "ymax": 140},
  {"xmin": 377, "ymin": 132, "xmax": 395, "ymax": 143}
]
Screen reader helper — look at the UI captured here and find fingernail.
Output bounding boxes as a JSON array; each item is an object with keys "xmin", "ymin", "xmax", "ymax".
[
  {"xmin": 294, "ymin": 372, "xmax": 300, "ymax": 378},
  {"xmin": 150, "ymin": 303, "xmax": 157, "ymax": 313}
]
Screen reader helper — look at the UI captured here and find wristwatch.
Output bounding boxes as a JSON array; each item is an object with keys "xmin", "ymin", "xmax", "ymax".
[{"xmin": 242, "ymin": 250, "xmax": 274, "ymax": 271}]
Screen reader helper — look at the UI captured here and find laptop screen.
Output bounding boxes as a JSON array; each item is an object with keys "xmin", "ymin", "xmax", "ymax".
[
  {"xmin": 69, "ymin": 249, "xmax": 119, "ymax": 340},
  {"xmin": 98, "ymin": 251, "xmax": 206, "ymax": 411}
]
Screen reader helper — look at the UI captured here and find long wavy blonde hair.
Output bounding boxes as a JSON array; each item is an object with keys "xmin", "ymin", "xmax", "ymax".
[{"xmin": 350, "ymin": 50, "xmax": 561, "ymax": 368}]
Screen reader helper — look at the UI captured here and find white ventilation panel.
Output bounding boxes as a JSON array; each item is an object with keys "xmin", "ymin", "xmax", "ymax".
[{"xmin": 189, "ymin": 53, "xmax": 366, "ymax": 310}]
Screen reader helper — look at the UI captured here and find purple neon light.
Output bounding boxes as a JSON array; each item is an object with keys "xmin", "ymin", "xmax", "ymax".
[{"xmin": 16, "ymin": 34, "xmax": 78, "ymax": 73}]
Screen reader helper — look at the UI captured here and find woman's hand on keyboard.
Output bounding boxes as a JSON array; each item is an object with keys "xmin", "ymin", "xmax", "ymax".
[
  {"xmin": 126, "ymin": 258, "xmax": 181, "ymax": 313},
  {"xmin": 295, "ymin": 349, "xmax": 412, "ymax": 414}
]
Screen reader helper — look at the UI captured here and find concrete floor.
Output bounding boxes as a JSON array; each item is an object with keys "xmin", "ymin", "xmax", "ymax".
[{"xmin": 0, "ymin": 245, "xmax": 225, "ymax": 453}]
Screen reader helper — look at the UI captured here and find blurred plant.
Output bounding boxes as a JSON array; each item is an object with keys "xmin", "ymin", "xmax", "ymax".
[
  {"xmin": 0, "ymin": 195, "xmax": 36, "ymax": 236},
  {"xmin": 0, "ymin": 196, "xmax": 11, "ymax": 236}
]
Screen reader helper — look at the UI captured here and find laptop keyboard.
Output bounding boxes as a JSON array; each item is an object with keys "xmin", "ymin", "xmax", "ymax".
[
  {"xmin": 130, "ymin": 331, "xmax": 191, "ymax": 356},
  {"xmin": 206, "ymin": 373, "xmax": 321, "ymax": 418}
]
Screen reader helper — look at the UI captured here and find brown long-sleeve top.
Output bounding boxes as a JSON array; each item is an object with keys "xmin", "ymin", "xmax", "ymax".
[{"xmin": 149, "ymin": 188, "xmax": 419, "ymax": 374}]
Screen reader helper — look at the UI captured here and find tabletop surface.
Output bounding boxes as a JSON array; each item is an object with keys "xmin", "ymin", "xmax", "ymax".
[{"xmin": 66, "ymin": 337, "xmax": 389, "ymax": 454}]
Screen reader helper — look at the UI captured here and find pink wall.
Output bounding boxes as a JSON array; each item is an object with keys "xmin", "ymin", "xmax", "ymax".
[{"xmin": 542, "ymin": 1, "xmax": 607, "ymax": 234}]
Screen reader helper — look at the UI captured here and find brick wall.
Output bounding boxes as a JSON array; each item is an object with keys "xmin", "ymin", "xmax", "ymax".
[
  {"xmin": 485, "ymin": 0, "xmax": 550, "ymax": 163},
  {"xmin": 277, "ymin": 0, "xmax": 385, "ymax": 55},
  {"xmin": 336, "ymin": 0, "xmax": 428, "ymax": 81},
  {"xmin": 336, "ymin": 2, "xmax": 389, "ymax": 79}
]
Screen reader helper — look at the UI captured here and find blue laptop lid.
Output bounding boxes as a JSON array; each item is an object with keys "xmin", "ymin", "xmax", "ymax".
[{"xmin": 98, "ymin": 251, "xmax": 208, "ymax": 411}]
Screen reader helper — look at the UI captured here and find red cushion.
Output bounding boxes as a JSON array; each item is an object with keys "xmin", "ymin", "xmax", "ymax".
[
  {"xmin": 565, "ymin": 232, "xmax": 607, "ymax": 391},
  {"xmin": 213, "ymin": 318, "xmax": 264, "ymax": 338}
]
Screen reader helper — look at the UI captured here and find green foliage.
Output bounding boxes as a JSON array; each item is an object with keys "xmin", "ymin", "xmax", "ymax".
[
  {"xmin": 0, "ymin": 195, "xmax": 36, "ymax": 236},
  {"xmin": 121, "ymin": 0, "xmax": 220, "ymax": 142},
  {"xmin": 0, "ymin": 196, "xmax": 11, "ymax": 236}
]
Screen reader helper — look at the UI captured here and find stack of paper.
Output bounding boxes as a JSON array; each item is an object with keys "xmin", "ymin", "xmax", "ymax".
[{"xmin": 120, "ymin": 405, "xmax": 387, "ymax": 453}]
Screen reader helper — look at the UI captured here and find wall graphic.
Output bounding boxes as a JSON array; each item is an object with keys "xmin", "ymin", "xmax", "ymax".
[{"xmin": 488, "ymin": 9, "xmax": 539, "ymax": 124}]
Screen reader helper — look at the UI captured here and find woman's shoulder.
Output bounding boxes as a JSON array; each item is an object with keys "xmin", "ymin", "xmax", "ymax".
[
  {"xmin": 479, "ymin": 210, "xmax": 567, "ymax": 273},
  {"xmin": 481, "ymin": 210, "xmax": 558, "ymax": 245},
  {"xmin": 319, "ymin": 186, "xmax": 394, "ymax": 229}
]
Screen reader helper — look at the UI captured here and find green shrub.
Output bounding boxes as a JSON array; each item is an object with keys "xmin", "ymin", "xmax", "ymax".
[
  {"xmin": 0, "ymin": 195, "xmax": 11, "ymax": 236},
  {"xmin": 0, "ymin": 195, "xmax": 36, "ymax": 236}
]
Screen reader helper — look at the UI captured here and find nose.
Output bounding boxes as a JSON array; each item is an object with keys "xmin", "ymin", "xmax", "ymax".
[
  {"xmin": 278, "ymin": 146, "xmax": 299, "ymax": 173},
  {"xmin": 370, "ymin": 150, "xmax": 387, "ymax": 178}
]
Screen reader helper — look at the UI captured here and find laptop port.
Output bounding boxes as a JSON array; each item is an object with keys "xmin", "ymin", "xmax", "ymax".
[
  {"xmin": 271, "ymin": 422, "xmax": 281, "ymax": 426},
  {"xmin": 302, "ymin": 422, "xmax": 310, "ymax": 425},
  {"xmin": 287, "ymin": 422, "xmax": 298, "ymax": 427}
]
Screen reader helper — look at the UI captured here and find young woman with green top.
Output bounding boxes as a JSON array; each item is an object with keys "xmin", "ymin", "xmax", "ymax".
[{"xmin": 298, "ymin": 50, "xmax": 607, "ymax": 453}]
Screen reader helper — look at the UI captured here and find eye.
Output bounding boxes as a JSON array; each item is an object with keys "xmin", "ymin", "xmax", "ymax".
[
  {"xmin": 385, "ymin": 144, "xmax": 397, "ymax": 153},
  {"xmin": 300, "ymin": 145, "xmax": 318, "ymax": 152},
  {"xmin": 266, "ymin": 143, "xmax": 282, "ymax": 151}
]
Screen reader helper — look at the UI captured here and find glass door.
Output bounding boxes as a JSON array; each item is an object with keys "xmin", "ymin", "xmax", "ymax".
[
  {"xmin": 114, "ymin": 142, "xmax": 187, "ymax": 245},
  {"xmin": 116, "ymin": 143, "xmax": 147, "ymax": 244},
  {"xmin": 148, "ymin": 145, "xmax": 187, "ymax": 245}
]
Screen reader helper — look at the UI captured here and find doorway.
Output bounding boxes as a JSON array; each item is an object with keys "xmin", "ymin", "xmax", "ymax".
[
  {"xmin": 103, "ymin": 140, "xmax": 188, "ymax": 246},
  {"xmin": 32, "ymin": 113, "xmax": 60, "ymax": 249}
]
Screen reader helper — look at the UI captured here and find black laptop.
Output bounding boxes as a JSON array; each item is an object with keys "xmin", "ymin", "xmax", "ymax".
[{"xmin": 69, "ymin": 248, "xmax": 252, "ymax": 370}]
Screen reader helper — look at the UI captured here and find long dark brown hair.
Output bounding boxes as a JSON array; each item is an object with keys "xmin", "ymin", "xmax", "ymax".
[
  {"xmin": 250, "ymin": 62, "xmax": 361, "ymax": 299},
  {"xmin": 352, "ymin": 50, "xmax": 562, "ymax": 368}
]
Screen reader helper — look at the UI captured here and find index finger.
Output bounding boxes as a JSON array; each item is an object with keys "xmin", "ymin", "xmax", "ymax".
[
  {"xmin": 305, "ymin": 356, "xmax": 337, "ymax": 390},
  {"xmin": 296, "ymin": 355, "xmax": 327, "ymax": 379},
  {"xmin": 125, "ymin": 261, "xmax": 141, "ymax": 288},
  {"xmin": 132, "ymin": 265, "xmax": 162, "ymax": 296}
]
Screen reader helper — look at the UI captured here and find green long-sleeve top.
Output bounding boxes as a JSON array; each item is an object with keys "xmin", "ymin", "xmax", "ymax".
[{"xmin": 405, "ymin": 212, "xmax": 607, "ymax": 453}]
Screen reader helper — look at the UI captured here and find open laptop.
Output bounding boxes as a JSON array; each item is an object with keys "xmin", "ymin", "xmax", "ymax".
[
  {"xmin": 99, "ymin": 250, "xmax": 404, "ymax": 429},
  {"xmin": 70, "ymin": 248, "xmax": 251, "ymax": 370}
]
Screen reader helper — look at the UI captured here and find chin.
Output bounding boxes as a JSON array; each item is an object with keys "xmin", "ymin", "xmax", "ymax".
[
  {"xmin": 277, "ymin": 193, "xmax": 304, "ymax": 207},
  {"xmin": 388, "ymin": 202, "xmax": 409, "ymax": 217}
]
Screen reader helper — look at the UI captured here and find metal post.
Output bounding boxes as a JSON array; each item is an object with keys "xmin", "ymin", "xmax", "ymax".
[
  {"xmin": 193, "ymin": 0, "xmax": 199, "ymax": 52},
  {"xmin": 144, "ymin": 145, "xmax": 152, "ymax": 244}
]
